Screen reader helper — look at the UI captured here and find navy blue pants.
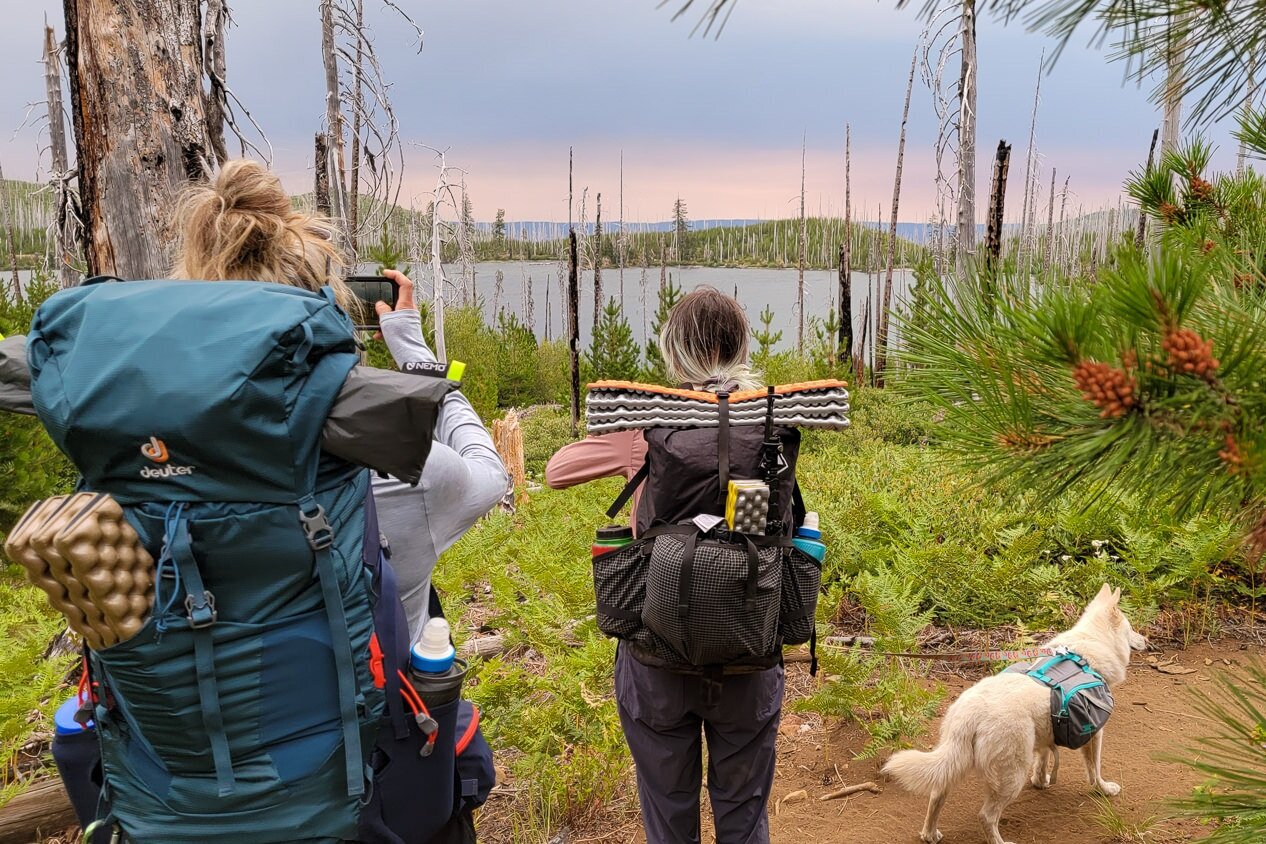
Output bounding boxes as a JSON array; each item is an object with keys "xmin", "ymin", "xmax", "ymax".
[{"xmin": 614, "ymin": 648, "xmax": 784, "ymax": 844}]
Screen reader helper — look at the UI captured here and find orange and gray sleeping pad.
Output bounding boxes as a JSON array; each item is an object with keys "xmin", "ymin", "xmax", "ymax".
[{"xmin": 585, "ymin": 379, "xmax": 851, "ymax": 435}]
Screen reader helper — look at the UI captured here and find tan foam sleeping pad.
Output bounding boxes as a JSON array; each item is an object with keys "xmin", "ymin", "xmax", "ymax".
[{"xmin": 4, "ymin": 493, "xmax": 155, "ymax": 649}]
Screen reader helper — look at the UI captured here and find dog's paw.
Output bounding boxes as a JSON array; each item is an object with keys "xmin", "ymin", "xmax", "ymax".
[
  {"xmin": 918, "ymin": 830, "xmax": 942, "ymax": 844},
  {"xmin": 1094, "ymin": 780, "xmax": 1122, "ymax": 797},
  {"xmin": 1030, "ymin": 772, "xmax": 1051, "ymax": 790}
]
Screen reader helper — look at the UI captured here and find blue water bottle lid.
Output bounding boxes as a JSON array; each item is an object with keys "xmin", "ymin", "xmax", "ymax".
[{"xmin": 54, "ymin": 694, "xmax": 92, "ymax": 735}]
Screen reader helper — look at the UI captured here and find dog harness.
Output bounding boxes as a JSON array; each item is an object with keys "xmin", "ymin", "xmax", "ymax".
[{"xmin": 1005, "ymin": 648, "xmax": 1114, "ymax": 749}]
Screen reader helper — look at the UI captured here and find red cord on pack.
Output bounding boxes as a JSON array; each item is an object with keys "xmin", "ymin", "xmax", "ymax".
[{"xmin": 397, "ymin": 669, "xmax": 439, "ymax": 754}]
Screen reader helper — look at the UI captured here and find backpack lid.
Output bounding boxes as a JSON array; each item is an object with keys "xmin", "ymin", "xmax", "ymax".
[{"xmin": 27, "ymin": 280, "xmax": 359, "ymax": 503}]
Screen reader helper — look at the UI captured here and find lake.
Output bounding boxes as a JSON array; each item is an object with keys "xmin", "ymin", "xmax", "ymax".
[
  {"xmin": 11, "ymin": 263, "xmax": 917, "ymax": 357},
  {"xmin": 404, "ymin": 261, "xmax": 916, "ymax": 356}
]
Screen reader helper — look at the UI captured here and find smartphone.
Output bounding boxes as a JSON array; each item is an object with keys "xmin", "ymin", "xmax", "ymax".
[{"xmin": 344, "ymin": 275, "xmax": 400, "ymax": 329}]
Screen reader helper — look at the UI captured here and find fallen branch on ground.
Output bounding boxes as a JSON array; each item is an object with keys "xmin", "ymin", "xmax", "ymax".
[{"xmin": 819, "ymin": 781, "xmax": 882, "ymax": 801}]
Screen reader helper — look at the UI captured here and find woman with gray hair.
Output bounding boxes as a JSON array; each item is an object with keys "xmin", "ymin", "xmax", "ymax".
[{"xmin": 547, "ymin": 286, "xmax": 791, "ymax": 844}]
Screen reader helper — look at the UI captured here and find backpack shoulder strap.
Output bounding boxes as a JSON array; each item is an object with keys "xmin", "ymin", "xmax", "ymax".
[
  {"xmin": 716, "ymin": 392, "xmax": 730, "ymax": 509},
  {"xmin": 606, "ymin": 462, "xmax": 649, "ymax": 520}
]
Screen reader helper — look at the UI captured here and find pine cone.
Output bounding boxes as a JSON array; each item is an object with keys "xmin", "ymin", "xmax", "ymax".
[
  {"xmin": 1072, "ymin": 361, "xmax": 1137, "ymax": 419},
  {"xmin": 1218, "ymin": 434, "xmax": 1243, "ymax": 475},
  {"xmin": 1162, "ymin": 328, "xmax": 1220, "ymax": 379},
  {"xmin": 1202, "ymin": 239, "xmax": 1216, "ymax": 255},
  {"xmin": 1189, "ymin": 176, "xmax": 1215, "ymax": 203},
  {"xmin": 1234, "ymin": 272, "xmax": 1258, "ymax": 289},
  {"xmin": 1158, "ymin": 202, "xmax": 1180, "ymax": 224}
]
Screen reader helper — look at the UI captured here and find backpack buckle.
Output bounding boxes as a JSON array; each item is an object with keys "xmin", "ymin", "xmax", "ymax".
[
  {"xmin": 299, "ymin": 504, "xmax": 334, "ymax": 550},
  {"xmin": 185, "ymin": 590, "xmax": 218, "ymax": 628}
]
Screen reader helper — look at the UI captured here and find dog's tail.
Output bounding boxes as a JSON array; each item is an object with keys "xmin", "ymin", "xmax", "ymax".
[{"xmin": 882, "ymin": 717, "xmax": 975, "ymax": 795}]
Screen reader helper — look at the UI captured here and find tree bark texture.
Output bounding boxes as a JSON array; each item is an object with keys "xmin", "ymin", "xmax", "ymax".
[{"xmin": 63, "ymin": 0, "xmax": 216, "ymax": 279}]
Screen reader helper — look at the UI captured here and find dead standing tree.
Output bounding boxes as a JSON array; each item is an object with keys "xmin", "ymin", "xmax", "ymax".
[
  {"xmin": 63, "ymin": 0, "xmax": 217, "ymax": 278},
  {"xmin": 837, "ymin": 124, "xmax": 852, "ymax": 367},
  {"xmin": 43, "ymin": 24, "xmax": 81, "ymax": 287},
  {"xmin": 875, "ymin": 50, "xmax": 917, "ymax": 385},
  {"xmin": 318, "ymin": 0, "xmax": 422, "ymax": 258}
]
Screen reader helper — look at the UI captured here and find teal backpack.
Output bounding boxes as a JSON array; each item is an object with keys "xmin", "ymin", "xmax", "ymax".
[{"xmin": 27, "ymin": 278, "xmax": 483, "ymax": 843}]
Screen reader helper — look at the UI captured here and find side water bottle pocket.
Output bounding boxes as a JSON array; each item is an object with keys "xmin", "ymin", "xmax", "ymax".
[{"xmin": 360, "ymin": 696, "xmax": 460, "ymax": 844}]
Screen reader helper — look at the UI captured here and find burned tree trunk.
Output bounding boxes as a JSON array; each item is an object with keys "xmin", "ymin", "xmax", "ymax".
[
  {"xmin": 1136, "ymin": 128, "xmax": 1159, "ymax": 249},
  {"xmin": 837, "ymin": 124, "xmax": 852, "ymax": 367},
  {"xmin": 593, "ymin": 193, "xmax": 603, "ymax": 329},
  {"xmin": 314, "ymin": 133, "xmax": 332, "ymax": 218},
  {"xmin": 985, "ymin": 140, "xmax": 1012, "ymax": 275},
  {"xmin": 568, "ymin": 229, "xmax": 580, "ymax": 439},
  {"xmin": 63, "ymin": 0, "xmax": 216, "ymax": 278}
]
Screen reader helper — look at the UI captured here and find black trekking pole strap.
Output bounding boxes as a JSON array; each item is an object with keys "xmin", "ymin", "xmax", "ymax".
[
  {"xmin": 606, "ymin": 462, "xmax": 649, "ymax": 520},
  {"xmin": 717, "ymin": 392, "xmax": 730, "ymax": 509}
]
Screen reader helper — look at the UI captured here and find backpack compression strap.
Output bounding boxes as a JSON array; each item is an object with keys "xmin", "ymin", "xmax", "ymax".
[
  {"xmin": 299, "ymin": 495, "xmax": 367, "ymax": 798},
  {"xmin": 606, "ymin": 463, "xmax": 650, "ymax": 520},
  {"xmin": 717, "ymin": 392, "xmax": 730, "ymax": 510}
]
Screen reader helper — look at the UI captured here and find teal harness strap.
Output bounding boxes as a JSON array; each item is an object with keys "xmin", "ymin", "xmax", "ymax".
[
  {"xmin": 170, "ymin": 519, "xmax": 235, "ymax": 797},
  {"xmin": 299, "ymin": 495, "xmax": 365, "ymax": 799}
]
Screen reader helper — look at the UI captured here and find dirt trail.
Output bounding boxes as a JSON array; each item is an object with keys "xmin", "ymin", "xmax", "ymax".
[{"xmin": 757, "ymin": 640, "xmax": 1254, "ymax": 844}]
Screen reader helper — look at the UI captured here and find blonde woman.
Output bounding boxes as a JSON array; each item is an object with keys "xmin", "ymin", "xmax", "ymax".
[
  {"xmin": 171, "ymin": 160, "xmax": 508, "ymax": 643},
  {"xmin": 547, "ymin": 287, "xmax": 794, "ymax": 844}
]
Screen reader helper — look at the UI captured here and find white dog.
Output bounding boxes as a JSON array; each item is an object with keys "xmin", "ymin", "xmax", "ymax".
[{"xmin": 882, "ymin": 584, "xmax": 1148, "ymax": 844}]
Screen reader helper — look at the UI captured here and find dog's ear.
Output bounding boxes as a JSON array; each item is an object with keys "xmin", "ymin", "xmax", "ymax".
[
  {"xmin": 1093, "ymin": 583, "xmax": 1114, "ymax": 605},
  {"xmin": 1111, "ymin": 586, "xmax": 1122, "ymax": 604}
]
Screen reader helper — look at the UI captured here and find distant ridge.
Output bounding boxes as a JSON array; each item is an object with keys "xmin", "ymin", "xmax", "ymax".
[{"xmin": 478, "ymin": 219, "xmax": 967, "ymax": 244}]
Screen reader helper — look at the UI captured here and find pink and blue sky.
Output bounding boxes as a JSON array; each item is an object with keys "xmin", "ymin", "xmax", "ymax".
[{"xmin": 0, "ymin": 1, "xmax": 1244, "ymax": 223}]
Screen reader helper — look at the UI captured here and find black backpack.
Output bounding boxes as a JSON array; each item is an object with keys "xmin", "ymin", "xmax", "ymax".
[{"xmin": 592, "ymin": 389, "xmax": 821, "ymax": 674}]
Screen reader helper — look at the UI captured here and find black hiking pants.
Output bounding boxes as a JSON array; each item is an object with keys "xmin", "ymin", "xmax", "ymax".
[{"xmin": 614, "ymin": 647, "xmax": 783, "ymax": 844}]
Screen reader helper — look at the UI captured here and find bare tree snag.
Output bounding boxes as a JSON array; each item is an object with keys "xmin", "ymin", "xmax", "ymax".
[
  {"xmin": 315, "ymin": 133, "xmax": 332, "ymax": 218},
  {"xmin": 202, "ymin": 0, "xmax": 229, "ymax": 167},
  {"xmin": 593, "ymin": 192, "xmax": 603, "ymax": 329},
  {"xmin": 985, "ymin": 140, "xmax": 1012, "ymax": 276},
  {"xmin": 1136, "ymin": 128, "xmax": 1159, "ymax": 249},
  {"xmin": 568, "ymin": 228, "xmax": 580, "ymax": 439},
  {"xmin": 62, "ymin": 0, "xmax": 216, "ymax": 278},
  {"xmin": 44, "ymin": 24, "xmax": 79, "ymax": 287},
  {"xmin": 348, "ymin": 0, "xmax": 365, "ymax": 252},
  {"xmin": 1043, "ymin": 167, "xmax": 1056, "ymax": 272},
  {"xmin": 797, "ymin": 133, "xmax": 807, "ymax": 353},
  {"xmin": 957, "ymin": 0, "xmax": 977, "ymax": 258},
  {"xmin": 876, "ymin": 51, "xmax": 917, "ymax": 384},
  {"xmin": 0, "ymin": 158, "xmax": 21, "ymax": 299},
  {"xmin": 837, "ymin": 124, "xmax": 852, "ymax": 367}
]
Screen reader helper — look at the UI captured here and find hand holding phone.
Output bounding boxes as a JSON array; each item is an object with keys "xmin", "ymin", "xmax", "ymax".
[{"xmin": 344, "ymin": 274, "xmax": 401, "ymax": 329}]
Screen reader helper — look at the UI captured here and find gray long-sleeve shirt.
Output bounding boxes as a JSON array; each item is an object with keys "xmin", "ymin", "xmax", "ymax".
[{"xmin": 373, "ymin": 309, "xmax": 510, "ymax": 640}]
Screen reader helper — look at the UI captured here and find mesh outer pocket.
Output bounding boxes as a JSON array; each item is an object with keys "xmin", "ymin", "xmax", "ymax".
[
  {"xmin": 641, "ymin": 532, "xmax": 781, "ymax": 666},
  {"xmin": 780, "ymin": 547, "xmax": 822, "ymax": 646},
  {"xmin": 592, "ymin": 540, "xmax": 651, "ymax": 640}
]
